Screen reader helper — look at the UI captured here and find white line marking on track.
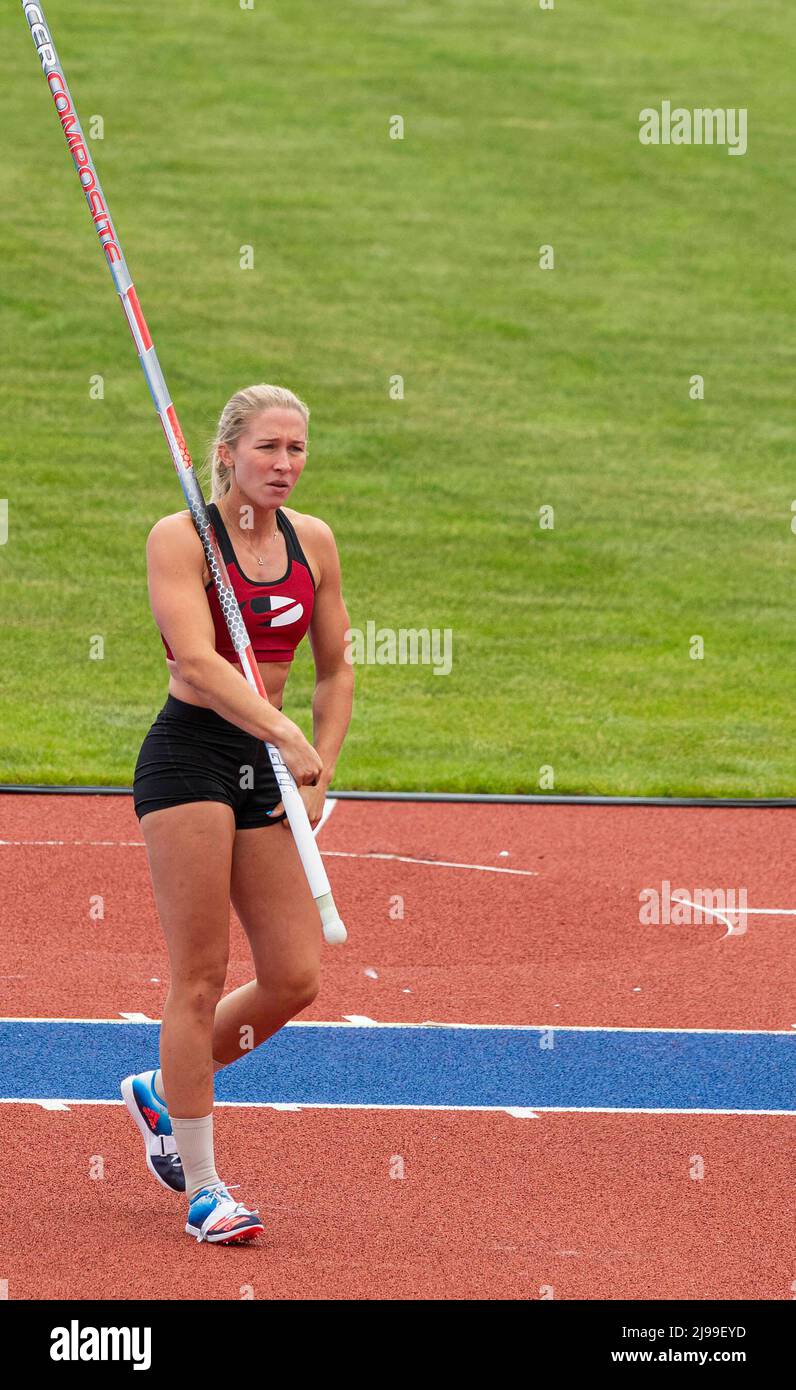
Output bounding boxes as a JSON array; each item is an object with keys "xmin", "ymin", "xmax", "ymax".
[
  {"xmin": 0, "ymin": 839, "xmax": 145, "ymax": 846},
  {"xmin": 0, "ymin": 837, "xmax": 536, "ymax": 875},
  {"xmin": 1, "ymin": 1016, "xmax": 794, "ymax": 1034},
  {"xmin": 723, "ymin": 907, "xmax": 796, "ymax": 915},
  {"xmin": 674, "ymin": 897, "xmax": 738, "ymax": 937},
  {"xmin": 322, "ymin": 850, "xmax": 537, "ymax": 875},
  {"xmin": 672, "ymin": 896, "xmax": 796, "ymax": 939},
  {"xmin": 0, "ymin": 1097, "xmax": 792, "ymax": 1117}
]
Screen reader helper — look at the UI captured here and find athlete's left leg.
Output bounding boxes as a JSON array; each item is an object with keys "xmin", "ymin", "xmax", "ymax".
[{"xmin": 211, "ymin": 820, "xmax": 322, "ymax": 1066}]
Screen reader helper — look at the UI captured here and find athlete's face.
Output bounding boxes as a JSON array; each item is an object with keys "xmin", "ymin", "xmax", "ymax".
[{"xmin": 225, "ymin": 408, "xmax": 308, "ymax": 506}]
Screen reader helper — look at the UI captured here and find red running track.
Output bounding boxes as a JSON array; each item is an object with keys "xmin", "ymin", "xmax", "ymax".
[{"xmin": 0, "ymin": 794, "xmax": 793, "ymax": 1299}]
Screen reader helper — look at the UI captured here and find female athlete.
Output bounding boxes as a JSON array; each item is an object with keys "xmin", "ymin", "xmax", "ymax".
[{"xmin": 121, "ymin": 383, "xmax": 354, "ymax": 1245}]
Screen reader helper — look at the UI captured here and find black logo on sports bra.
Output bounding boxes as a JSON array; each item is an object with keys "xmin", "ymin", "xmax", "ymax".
[{"xmin": 239, "ymin": 595, "xmax": 304, "ymax": 628}]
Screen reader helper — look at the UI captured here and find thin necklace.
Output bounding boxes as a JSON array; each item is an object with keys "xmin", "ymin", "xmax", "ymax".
[{"xmin": 219, "ymin": 499, "xmax": 278, "ymax": 567}]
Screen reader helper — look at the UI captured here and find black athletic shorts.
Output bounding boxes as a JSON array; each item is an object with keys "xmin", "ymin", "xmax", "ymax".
[{"xmin": 133, "ymin": 694, "xmax": 288, "ymax": 829}]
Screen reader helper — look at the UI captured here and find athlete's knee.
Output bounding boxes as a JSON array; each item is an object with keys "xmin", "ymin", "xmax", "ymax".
[
  {"xmin": 267, "ymin": 967, "xmax": 320, "ymax": 1016},
  {"xmin": 168, "ymin": 967, "xmax": 228, "ymax": 1015}
]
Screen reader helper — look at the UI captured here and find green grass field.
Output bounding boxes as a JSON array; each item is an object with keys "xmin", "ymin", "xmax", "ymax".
[{"xmin": 1, "ymin": 0, "xmax": 794, "ymax": 794}]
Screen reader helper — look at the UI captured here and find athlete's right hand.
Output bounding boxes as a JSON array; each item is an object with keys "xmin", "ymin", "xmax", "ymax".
[{"xmin": 277, "ymin": 719, "xmax": 324, "ymax": 787}]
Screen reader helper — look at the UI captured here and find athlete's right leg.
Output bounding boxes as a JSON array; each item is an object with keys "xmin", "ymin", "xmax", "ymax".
[
  {"xmin": 128, "ymin": 707, "xmax": 266, "ymax": 1237},
  {"xmin": 139, "ymin": 800, "xmax": 236, "ymax": 1120}
]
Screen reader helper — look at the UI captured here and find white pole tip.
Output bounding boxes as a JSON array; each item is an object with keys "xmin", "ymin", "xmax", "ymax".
[{"xmin": 323, "ymin": 920, "xmax": 347, "ymax": 945}]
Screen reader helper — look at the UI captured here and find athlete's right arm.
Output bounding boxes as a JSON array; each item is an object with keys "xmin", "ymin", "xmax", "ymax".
[{"xmin": 145, "ymin": 515, "xmax": 322, "ymax": 786}]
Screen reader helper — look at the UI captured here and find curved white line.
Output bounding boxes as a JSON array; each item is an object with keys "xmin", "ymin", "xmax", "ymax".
[{"xmin": 673, "ymin": 894, "xmax": 739, "ymax": 939}]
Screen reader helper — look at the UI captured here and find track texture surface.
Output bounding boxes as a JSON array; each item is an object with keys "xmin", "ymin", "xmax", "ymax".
[{"xmin": 0, "ymin": 794, "xmax": 793, "ymax": 1298}]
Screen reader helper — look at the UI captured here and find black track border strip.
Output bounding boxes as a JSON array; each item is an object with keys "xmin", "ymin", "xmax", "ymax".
[{"xmin": 0, "ymin": 784, "xmax": 795, "ymax": 807}]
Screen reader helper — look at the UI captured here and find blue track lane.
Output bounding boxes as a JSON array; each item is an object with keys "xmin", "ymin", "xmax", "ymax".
[{"xmin": 1, "ymin": 1022, "xmax": 794, "ymax": 1111}]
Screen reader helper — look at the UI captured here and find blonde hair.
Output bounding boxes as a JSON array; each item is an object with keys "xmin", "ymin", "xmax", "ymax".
[{"xmin": 205, "ymin": 384, "xmax": 310, "ymax": 501}]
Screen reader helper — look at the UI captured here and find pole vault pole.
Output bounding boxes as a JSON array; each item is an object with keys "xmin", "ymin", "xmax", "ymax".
[{"xmin": 20, "ymin": 1, "xmax": 347, "ymax": 945}]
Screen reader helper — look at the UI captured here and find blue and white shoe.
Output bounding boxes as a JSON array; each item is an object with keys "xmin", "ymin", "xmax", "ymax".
[
  {"xmin": 120, "ymin": 1069, "xmax": 185, "ymax": 1193},
  {"xmin": 186, "ymin": 1182, "xmax": 265, "ymax": 1245}
]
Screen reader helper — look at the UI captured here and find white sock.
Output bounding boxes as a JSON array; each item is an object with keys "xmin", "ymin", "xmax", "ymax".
[
  {"xmin": 152, "ymin": 1060, "xmax": 225, "ymax": 1105},
  {"xmin": 171, "ymin": 1113, "xmax": 222, "ymax": 1200}
]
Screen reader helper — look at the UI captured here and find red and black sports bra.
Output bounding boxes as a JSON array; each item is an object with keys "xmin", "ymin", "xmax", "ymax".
[{"xmin": 160, "ymin": 502, "xmax": 316, "ymax": 665}]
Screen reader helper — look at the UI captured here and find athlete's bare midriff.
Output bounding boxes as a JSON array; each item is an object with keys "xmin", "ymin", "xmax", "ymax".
[
  {"xmin": 166, "ymin": 656, "xmax": 292, "ymax": 712},
  {"xmin": 163, "ymin": 504, "xmax": 320, "ymax": 714}
]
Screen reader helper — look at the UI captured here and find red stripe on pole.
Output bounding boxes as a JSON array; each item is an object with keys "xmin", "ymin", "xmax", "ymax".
[
  {"xmin": 121, "ymin": 297, "xmax": 140, "ymax": 349},
  {"xmin": 166, "ymin": 405, "xmax": 193, "ymax": 469},
  {"xmin": 125, "ymin": 287, "xmax": 152, "ymax": 351}
]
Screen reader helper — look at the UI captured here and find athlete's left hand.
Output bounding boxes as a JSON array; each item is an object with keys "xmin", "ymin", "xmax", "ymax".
[{"xmin": 271, "ymin": 779, "xmax": 328, "ymax": 830}]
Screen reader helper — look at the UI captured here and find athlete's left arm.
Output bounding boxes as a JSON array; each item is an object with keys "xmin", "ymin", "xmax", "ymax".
[{"xmin": 300, "ymin": 518, "xmax": 355, "ymax": 826}]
